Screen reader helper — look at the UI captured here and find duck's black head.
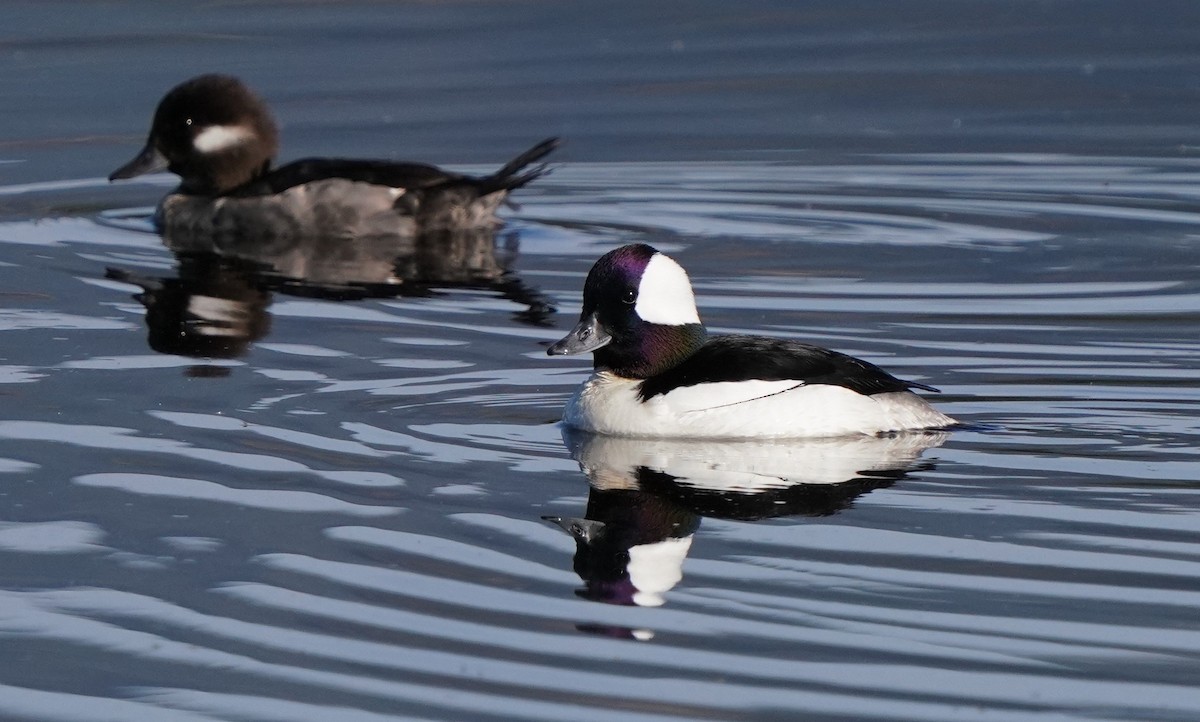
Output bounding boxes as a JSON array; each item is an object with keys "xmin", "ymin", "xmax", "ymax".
[
  {"xmin": 110, "ymin": 74, "xmax": 279, "ymax": 195},
  {"xmin": 548, "ymin": 243, "xmax": 707, "ymax": 378}
]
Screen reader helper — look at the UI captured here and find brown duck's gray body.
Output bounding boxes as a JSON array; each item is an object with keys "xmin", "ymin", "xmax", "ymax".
[{"xmin": 158, "ymin": 179, "xmax": 418, "ymax": 245}]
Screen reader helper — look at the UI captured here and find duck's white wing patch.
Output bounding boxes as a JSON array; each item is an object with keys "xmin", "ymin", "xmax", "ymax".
[
  {"xmin": 658, "ymin": 379, "xmax": 805, "ymax": 414},
  {"xmin": 193, "ymin": 124, "xmax": 255, "ymax": 154}
]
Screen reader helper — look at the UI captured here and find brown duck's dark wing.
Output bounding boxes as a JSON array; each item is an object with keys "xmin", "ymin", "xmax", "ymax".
[
  {"xmin": 228, "ymin": 138, "xmax": 559, "ymax": 199},
  {"xmin": 230, "ymin": 158, "xmax": 463, "ymax": 197},
  {"xmin": 638, "ymin": 335, "xmax": 937, "ymax": 401}
]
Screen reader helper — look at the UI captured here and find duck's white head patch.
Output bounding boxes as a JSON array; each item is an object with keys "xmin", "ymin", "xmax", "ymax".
[
  {"xmin": 635, "ymin": 253, "xmax": 701, "ymax": 326},
  {"xmin": 192, "ymin": 124, "xmax": 255, "ymax": 154}
]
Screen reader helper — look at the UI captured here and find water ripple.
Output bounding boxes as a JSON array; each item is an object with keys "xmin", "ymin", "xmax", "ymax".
[{"xmin": 2, "ymin": 156, "xmax": 1199, "ymax": 720}]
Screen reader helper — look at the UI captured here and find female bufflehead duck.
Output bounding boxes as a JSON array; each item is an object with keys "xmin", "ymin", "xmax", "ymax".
[
  {"xmin": 109, "ymin": 74, "xmax": 558, "ymax": 239},
  {"xmin": 547, "ymin": 244, "xmax": 956, "ymax": 438}
]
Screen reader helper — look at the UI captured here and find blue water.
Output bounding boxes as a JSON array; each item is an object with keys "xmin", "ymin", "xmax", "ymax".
[{"xmin": 3, "ymin": 3, "xmax": 1200, "ymax": 721}]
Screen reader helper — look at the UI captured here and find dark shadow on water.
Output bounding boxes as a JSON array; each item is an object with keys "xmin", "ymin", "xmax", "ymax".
[
  {"xmin": 107, "ymin": 255, "xmax": 272, "ymax": 360},
  {"xmin": 105, "ymin": 222, "xmax": 556, "ymax": 359},
  {"xmin": 545, "ymin": 428, "xmax": 948, "ymax": 626}
]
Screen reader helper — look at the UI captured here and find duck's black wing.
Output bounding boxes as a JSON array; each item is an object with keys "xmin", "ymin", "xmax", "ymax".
[
  {"xmin": 231, "ymin": 159, "xmax": 462, "ymax": 197},
  {"xmin": 638, "ymin": 335, "xmax": 936, "ymax": 401},
  {"xmin": 229, "ymin": 138, "xmax": 560, "ymax": 199}
]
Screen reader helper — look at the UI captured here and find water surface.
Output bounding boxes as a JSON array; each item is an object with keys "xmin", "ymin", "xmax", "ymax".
[{"xmin": 2, "ymin": 2, "xmax": 1200, "ymax": 721}]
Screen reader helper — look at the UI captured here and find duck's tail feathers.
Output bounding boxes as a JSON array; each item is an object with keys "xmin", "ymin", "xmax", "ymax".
[
  {"xmin": 906, "ymin": 379, "xmax": 941, "ymax": 393},
  {"xmin": 478, "ymin": 137, "xmax": 560, "ymax": 196}
]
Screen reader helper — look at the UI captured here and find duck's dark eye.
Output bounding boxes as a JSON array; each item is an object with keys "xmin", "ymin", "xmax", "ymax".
[
  {"xmin": 185, "ymin": 118, "xmax": 193, "ymax": 127},
  {"xmin": 621, "ymin": 288, "xmax": 637, "ymax": 305}
]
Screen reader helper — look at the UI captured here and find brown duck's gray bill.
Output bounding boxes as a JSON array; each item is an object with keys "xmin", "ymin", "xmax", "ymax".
[
  {"xmin": 547, "ymin": 312, "xmax": 611, "ymax": 356},
  {"xmin": 109, "ymin": 143, "xmax": 169, "ymax": 181}
]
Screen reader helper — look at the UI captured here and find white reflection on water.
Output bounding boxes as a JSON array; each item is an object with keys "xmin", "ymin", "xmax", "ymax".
[
  {"xmin": 74, "ymin": 474, "xmax": 398, "ymax": 517},
  {"xmin": 343, "ymin": 423, "xmax": 571, "ymax": 473},
  {"xmin": 0, "ymin": 366, "xmax": 42, "ymax": 383},
  {"xmin": 149, "ymin": 411, "xmax": 393, "ymax": 461},
  {"xmin": 0, "ymin": 421, "xmax": 370, "ymax": 476},
  {"xmin": 59, "ymin": 354, "xmax": 239, "ymax": 370},
  {"xmin": 0, "ymin": 310, "xmax": 134, "ymax": 332},
  {"xmin": 0, "ymin": 683, "xmax": 220, "ymax": 722},
  {"xmin": 0, "ymin": 522, "xmax": 106, "ymax": 554}
]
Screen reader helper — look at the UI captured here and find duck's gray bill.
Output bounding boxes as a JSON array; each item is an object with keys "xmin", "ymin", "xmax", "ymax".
[
  {"xmin": 547, "ymin": 312, "xmax": 611, "ymax": 356},
  {"xmin": 109, "ymin": 143, "xmax": 168, "ymax": 181}
]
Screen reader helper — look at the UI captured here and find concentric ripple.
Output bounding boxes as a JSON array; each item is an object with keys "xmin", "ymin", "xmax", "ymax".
[{"xmin": 0, "ymin": 156, "xmax": 1198, "ymax": 720}]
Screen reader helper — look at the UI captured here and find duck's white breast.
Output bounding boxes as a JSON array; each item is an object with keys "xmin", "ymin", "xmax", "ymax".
[{"xmin": 562, "ymin": 371, "xmax": 955, "ymax": 438}]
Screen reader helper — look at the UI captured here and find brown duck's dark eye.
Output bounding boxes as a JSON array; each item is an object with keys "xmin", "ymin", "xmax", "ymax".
[
  {"xmin": 185, "ymin": 118, "xmax": 194, "ymax": 127},
  {"xmin": 622, "ymin": 288, "xmax": 637, "ymax": 305}
]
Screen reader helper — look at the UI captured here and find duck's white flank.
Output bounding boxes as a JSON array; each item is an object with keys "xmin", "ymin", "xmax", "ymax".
[
  {"xmin": 657, "ymin": 379, "xmax": 806, "ymax": 413},
  {"xmin": 634, "ymin": 254, "xmax": 700, "ymax": 326},
  {"xmin": 563, "ymin": 371, "xmax": 955, "ymax": 438},
  {"xmin": 192, "ymin": 124, "xmax": 257, "ymax": 154}
]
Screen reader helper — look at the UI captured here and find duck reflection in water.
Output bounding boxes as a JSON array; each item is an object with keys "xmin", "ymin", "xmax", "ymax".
[
  {"xmin": 106, "ymin": 224, "xmax": 555, "ymax": 360},
  {"xmin": 545, "ymin": 429, "xmax": 947, "ymax": 610}
]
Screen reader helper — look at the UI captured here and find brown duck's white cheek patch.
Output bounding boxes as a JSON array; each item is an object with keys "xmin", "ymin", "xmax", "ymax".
[
  {"xmin": 634, "ymin": 253, "xmax": 701, "ymax": 326},
  {"xmin": 192, "ymin": 124, "xmax": 255, "ymax": 154}
]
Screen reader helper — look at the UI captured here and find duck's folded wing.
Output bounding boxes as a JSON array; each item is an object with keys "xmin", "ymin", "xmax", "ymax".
[
  {"xmin": 639, "ymin": 335, "xmax": 919, "ymax": 406},
  {"xmin": 235, "ymin": 159, "xmax": 463, "ymax": 196}
]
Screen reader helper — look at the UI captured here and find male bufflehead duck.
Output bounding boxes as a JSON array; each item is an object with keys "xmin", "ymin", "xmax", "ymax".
[
  {"xmin": 546, "ymin": 244, "xmax": 957, "ymax": 438},
  {"xmin": 109, "ymin": 74, "xmax": 558, "ymax": 239}
]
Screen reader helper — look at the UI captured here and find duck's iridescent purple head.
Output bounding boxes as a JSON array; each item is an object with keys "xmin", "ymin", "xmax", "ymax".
[
  {"xmin": 548, "ymin": 244, "xmax": 706, "ymax": 378},
  {"xmin": 110, "ymin": 74, "xmax": 279, "ymax": 195}
]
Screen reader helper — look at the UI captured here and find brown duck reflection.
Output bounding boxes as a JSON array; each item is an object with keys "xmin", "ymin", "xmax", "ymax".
[
  {"xmin": 545, "ymin": 429, "xmax": 948, "ymax": 609},
  {"xmin": 106, "ymin": 225, "xmax": 554, "ymax": 359}
]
